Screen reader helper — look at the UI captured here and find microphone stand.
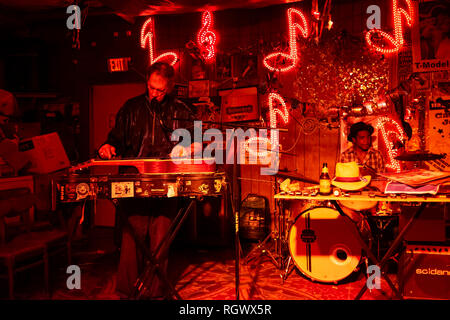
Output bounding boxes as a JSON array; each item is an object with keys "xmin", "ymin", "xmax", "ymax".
[
  {"xmin": 172, "ymin": 117, "xmax": 291, "ymax": 299},
  {"xmin": 232, "ymin": 136, "xmax": 240, "ymax": 300}
]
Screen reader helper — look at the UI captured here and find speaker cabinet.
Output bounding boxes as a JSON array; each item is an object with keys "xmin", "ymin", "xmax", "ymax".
[
  {"xmin": 399, "ymin": 245, "xmax": 450, "ymax": 300},
  {"xmin": 399, "ymin": 203, "xmax": 447, "ymax": 243}
]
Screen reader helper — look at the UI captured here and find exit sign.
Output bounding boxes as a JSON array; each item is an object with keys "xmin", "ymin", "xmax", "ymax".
[{"xmin": 107, "ymin": 57, "xmax": 131, "ymax": 72}]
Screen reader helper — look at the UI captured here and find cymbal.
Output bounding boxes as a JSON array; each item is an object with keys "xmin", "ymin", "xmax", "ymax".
[
  {"xmin": 395, "ymin": 152, "xmax": 446, "ymax": 161},
  {"xmin": 276, "ymin": 169, "xmax": 319, "ymax": 184}
]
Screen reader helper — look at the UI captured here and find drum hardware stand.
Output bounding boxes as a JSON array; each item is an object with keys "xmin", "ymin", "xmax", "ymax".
[
  {"xmin": 370, "ymin": 203, "xmax": 397, "ymax": 261},
  {"xmin": 330, "ymin": 199, "xmax": 417, "ymax": 300},
  {"xmin": 372, "ymin": 216, "xmax": 396, "ymax": 261},
  {"xmin": 363, "ymin": 257, "xmax": 373, "ymax": 292},
  {"xmin": 237, "ymin": 177, "xmax": 280, "ymax": 268},
  {"xmin": 276, "ymin": 197, "xmax": 297, "ymax": 281},
  {"xmin": 241, "ymin": 175, "xmax": 289, "ymax": 271},
  {"xmin": 243, "ymin": 230, "xmax": 280, "ymax": 267},
  {"xmin": 281, "ymin": 255, "xmax": 295, "ymax": 282}
]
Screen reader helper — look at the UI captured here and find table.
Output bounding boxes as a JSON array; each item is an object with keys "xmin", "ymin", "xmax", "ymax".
[{"xmin": 274, "ymin": 191, "xmax": 450, "ymax": 299}]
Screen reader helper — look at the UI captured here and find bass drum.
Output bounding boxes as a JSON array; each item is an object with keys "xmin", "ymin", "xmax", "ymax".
[{"xmin": 288, "ymin": 206, "xmax": 371, "ymax": 283}]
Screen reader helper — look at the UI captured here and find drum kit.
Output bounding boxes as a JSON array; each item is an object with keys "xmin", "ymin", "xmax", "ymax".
[
  {"xmin": 243, "ymin": 168, "xmax": 376, "ymax": 284},
  {"xmin": 248, "ymin": 152, "xmax": 446, "ymax": 284}
]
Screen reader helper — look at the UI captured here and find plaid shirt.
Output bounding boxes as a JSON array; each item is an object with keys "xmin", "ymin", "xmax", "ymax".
[{"xmin": 340, "ymin": 146, "xmax": 385, "ymax": 173}]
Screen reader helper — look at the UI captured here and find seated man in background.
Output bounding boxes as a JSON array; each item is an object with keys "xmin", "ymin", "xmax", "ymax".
[
  {"xmin": 339, "ymin": 121, "xmax": 387, "ymax": 219},
  {"xmin": 340, "ymin": 121, "xmax": 385, "ymax": 177}
]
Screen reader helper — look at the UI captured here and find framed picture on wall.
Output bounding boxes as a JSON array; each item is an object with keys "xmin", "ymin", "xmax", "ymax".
[
  {"xmin": 215, "ymin": 53, "xmax": 232, "ymax": 80},
  {"xmin": 428, "ymin": 93, "xmax": 450, "ymax": 171},
  {"xmin": 219, "ymin": 86, "xmax": 259, "ymax": 123},
  {"xmin": 190, "ymin": 58, "xmax": 208, "ymax": 80},
  {"xmin": 188, "ymin": 80, "xmax": 210, "ymax": 98},
  {"xmin": 232, "ymin": 53, "xmax": 258, "ymax": 82},
  {"xmin": 411, "ymin": 0, "xmax": 450, "ymax": 73}
]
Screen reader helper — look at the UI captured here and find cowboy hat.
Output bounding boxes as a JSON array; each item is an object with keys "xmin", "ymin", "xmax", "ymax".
[
  {"xmin": 347, "ymin": 121, "xmax": 374, "ymax": 142},
  {"xmin": 332, "ymin": 162, "xmax": 371, "ymax": 191}
]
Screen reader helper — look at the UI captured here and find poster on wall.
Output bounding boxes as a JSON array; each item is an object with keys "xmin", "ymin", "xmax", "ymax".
[
  {"xmin": 398, "ymin": 45, "xmax": 413, "ymax": 83},
  {"xmin": 411, "ymin": 0, "xmax": 450, "ymax": 73},
  {"xmin": 216, "ymin": 53, "xmax": 232, "ymax": 81},
  {"xmin": 427, "ymin": 91, "xmax": 450, "ymax": 171}
]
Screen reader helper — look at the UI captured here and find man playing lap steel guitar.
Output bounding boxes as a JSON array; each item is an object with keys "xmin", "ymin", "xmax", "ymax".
[{"xmin": 98, "ymin": 62, "xmax": 200, "ymax": 299}]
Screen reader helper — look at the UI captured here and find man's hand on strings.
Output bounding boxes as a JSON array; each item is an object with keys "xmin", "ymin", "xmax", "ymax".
[{"xmin": 98, "ymin": 144, "xmax": 116, "ymax": 159}]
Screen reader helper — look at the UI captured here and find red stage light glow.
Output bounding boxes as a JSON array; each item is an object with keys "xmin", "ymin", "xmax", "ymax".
[
  {"xmin": 197, "ymin": 11, "xmax": 217, "ymax": 62},
  {"xmin": 365, "ymin": 0, "xmax": 413, "ymax": 54},
  {"xmin": 140, "ymin": 17, "xmax": 178, "ymax": 66},
  {"xmin": 263, "ymin": 8, "xmax": 309, "ymax": 72}
]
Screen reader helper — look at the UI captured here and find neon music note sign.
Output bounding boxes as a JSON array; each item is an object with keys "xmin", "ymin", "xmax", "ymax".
[
  {"xmin": 197, "ymin": 11, "xmax": 217, "ymax": 62},
  {"xmin": 376, "ymin": 117, "xmax": 407, "ymax": 172},
  {"xmin": 263, "ymin": 8, "xmax": 309, "ymax": 72},
  {"xmin": 365, "ymin": 0, "xmax": 413, "ymax": 54},
  {"xmin": 245, "ymin": 93, "xmax": 290, "ymax": 158},
  {"xmin": 140, "ymin": 17, "xmax": 178, "ymax": 66}
]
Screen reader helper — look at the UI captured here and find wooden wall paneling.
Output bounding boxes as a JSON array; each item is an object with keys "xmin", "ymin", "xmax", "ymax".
[
  {"xmin": 303, "ymin": 127, "xmax": 320, "ymax": 193},
  {"xmin": 294, "ymin": 116, "xmax": 306, "ymax": 190},
  {"xmin": 319, "ymin": 127, "xmax": 340, "ymax": 180}
]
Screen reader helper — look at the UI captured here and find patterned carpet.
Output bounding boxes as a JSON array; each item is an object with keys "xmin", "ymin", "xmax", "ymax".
[
  {"xmin": 173, "ymin": 246, "xmax": 396, "ymax": 300},
  {"xmin": 1, "ymin": 240, "xmax": 398, "ymax": 300}
]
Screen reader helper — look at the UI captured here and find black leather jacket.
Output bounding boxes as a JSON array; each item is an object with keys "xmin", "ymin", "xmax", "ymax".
[{"xmin": 101, "ymin": 92, "xmax": 195, "ymax": 158}]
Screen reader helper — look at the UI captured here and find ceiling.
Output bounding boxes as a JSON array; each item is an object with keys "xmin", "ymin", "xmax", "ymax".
[{"xmin": 0, "ymin": 0, "xmax": 304, "ymax": 23}]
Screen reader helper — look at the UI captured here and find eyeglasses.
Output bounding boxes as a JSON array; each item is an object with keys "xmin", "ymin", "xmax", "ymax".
[{"xmin": 148, "ymin": 84, "xmax": 167, "ymax": 96}]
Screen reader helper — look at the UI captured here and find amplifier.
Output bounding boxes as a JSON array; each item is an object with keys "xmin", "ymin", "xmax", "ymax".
[
  {"xmin": 239, "ymin": 194, "xmax": 270, "ymax": 241},
  {"xmin": 399, "ymin": 245, "xmax": 450, "ymax": 300},
  {"xmin": 219, "ymin": 87, "xmax": 259, "ymax": 123},
  {"xmin": 399, "ymin": 203, "xmax": 447, "ymax": 242}
]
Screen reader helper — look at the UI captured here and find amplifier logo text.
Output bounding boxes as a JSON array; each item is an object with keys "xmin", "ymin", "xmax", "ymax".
[{"xmin": 416, "ymin": 268, "xmax": 450, "ymax": 276}]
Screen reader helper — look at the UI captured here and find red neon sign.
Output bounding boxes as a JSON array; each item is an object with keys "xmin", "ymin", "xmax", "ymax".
[
  {"xmin": 140, "ymin": 17, "xmax": 178, "ymax": 66},
  {"xmin": 263, "ymin": 8, "xmax": 309, "ymax": 72},
  {"xmin": 268, "ymin": 92, "xmax": 290, "ymax": 129},
  {"xmin": 366, "ymin": 0, "xmax": 413, "ymax": 54},
  {"xmin": 245, "ymin": 93, "xmax": 290, "ymax": 157},
  {"xmin": 197, "ymin": 11, "xmax": 217, "ymax": 62},
  {"xmin": 376, "ymin": 116, "xmax": 407, "ymax": 172}
]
